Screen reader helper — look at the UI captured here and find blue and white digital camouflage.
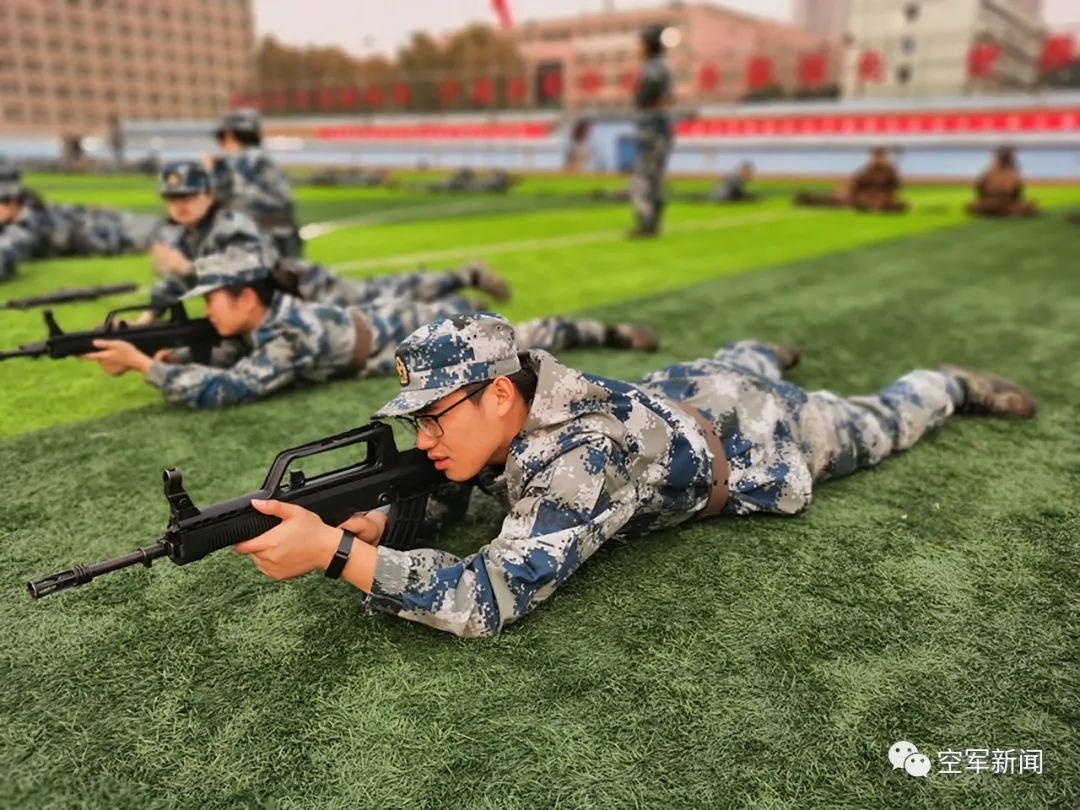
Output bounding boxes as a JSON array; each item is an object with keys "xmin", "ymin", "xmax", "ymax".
[
  {"xmin": 275, "ymin": 258, "xmax": 500, "ymax": 309},
  {"xmin": 361, "ymin": 313, "xmax": 969, "ymax": 638},
  {"xmin": 144, "ymin": 255, "xmax": 617, "ymax": 408},
  {"xmin": 0, "ymin": 166, "xmax": 160, "ymax": 280}
]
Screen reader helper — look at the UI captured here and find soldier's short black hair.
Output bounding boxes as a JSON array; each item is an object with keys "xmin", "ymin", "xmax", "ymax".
[
  {"xmin": 506, "ymin": 354, "xmax": 539, "ymax": 403},
  {"xmin": 641, "ymin": 24, "xmax": 665, "ymax": 57}
]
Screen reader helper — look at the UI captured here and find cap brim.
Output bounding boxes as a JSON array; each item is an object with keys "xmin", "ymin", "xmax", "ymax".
[
  {"xmin": 181, "ymin": 281, "xmax": 225, "ymax": 300},
  {"xmin": 0, "ymin": 182, "xmax": 22, "ymax": 197},
  {"xmin": 372, "ymin": 385, "xmax": 457, "ymax": 419}
]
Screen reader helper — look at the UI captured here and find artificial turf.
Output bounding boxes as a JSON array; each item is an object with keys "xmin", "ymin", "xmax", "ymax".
[{"xmin": 0, "ymin": 175, "xmax": 1077, "ymax": 809}]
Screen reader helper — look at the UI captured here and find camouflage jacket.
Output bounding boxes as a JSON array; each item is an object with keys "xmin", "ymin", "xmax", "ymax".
[
  {"xmin": 211, "ymin": 148, "xmax": 296, "ymax": 227},
  {"xmin": 142, "ymin": 291, "xmax": 416, "ymax": 407},
  {"xmin": 361, "ymin": 349, "xmax": 716, "ymax": 638},
  {"xmin": 634, "ymin": 56, "xmax": 673, "ymax": 137},
  {"xmin": 0, "ymin": 205, "xmax": 50, "ymax": 278},
  {"xmin": 148, "ymin": 204, "xmax": 274, "ymax": 310}
]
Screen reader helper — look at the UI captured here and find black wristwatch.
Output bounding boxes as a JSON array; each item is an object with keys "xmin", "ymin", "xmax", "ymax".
[{"xmin": 325, "ymin": 530, "xmax": 355, "ymax": 579}]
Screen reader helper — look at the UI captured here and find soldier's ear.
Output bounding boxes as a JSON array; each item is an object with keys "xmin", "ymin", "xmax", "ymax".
[{"xmin": 490, "ymin": 376, "xmax": 517, "ymax": 415}]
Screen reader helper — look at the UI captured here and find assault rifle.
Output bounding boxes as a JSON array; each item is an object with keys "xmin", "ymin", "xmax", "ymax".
[
  {"xmin": 0, "ymin": 302, "xmax": 220, "ymax": 364},
  {"xmin": 1, "ymin": 282, "xmax": 140, "ymax": 311},
  {"xmin": 28, "ymin": 422, "xmax": 445, "ymax": 599}
]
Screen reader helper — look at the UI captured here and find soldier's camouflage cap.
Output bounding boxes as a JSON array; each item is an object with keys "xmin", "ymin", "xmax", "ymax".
[
  {"xmin": 373, "ymin": 312, "xmax": 521, "ymax": 418},
  {"xmin": 159, "ymin": 161, "xmax": 212, "ymax": 197},
  {"xmin": 181, "ymin": 248, "xmax": 270, "ymax": 299},
  {"xmin": 0, "ymin": 164, "xmax": 22, "ymax": 199}
]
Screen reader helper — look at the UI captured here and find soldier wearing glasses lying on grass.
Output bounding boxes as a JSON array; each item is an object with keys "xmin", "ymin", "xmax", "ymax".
[{"xmin": 222, "ymin": 312, "xmax": 1037, "ymax": 638}]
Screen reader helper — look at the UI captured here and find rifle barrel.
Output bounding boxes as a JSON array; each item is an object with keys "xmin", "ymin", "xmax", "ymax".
[
  {"xmin": 0, "ymin": 342, "xmax": 48, "ymax": 361},
  {"xmin": 27, "ymin": 541, "xmax": 169, "ymax": 599}
]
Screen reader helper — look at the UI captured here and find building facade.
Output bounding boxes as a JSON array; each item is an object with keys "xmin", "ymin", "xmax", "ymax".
[
  {"xmin": 794, "ymin": 0, "xmax": 852, "ymax": 41},
  {"xmin": 0, "ymin": 0, "xmax": 255, "ymax": 137},
  {"xmin": 514, "ymin": 2, "xmax": 841, "ymax": 109},
  {"xmin": 842, "ymin": 0, "xmax": 1046, "ymax": 99}
]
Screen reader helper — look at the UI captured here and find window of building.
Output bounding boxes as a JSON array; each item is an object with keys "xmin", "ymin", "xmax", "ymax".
[
  {"xmin": 903, "ymin": 3, "xmax": 919, "ymax": 22},
  {"xmin": 900, "ymin": 36, "xmax": 916, "ymax": 54},
  {"xmin": 5, "ymin": 105, "xmax": 26, "ymax": 121},
  {"xmin": 896, "ymin": 65, "xmax": 912, "ymax": 84},
  {"xmin": 21, "ymin": 36, "xmax": 40, "ymax": 50}
]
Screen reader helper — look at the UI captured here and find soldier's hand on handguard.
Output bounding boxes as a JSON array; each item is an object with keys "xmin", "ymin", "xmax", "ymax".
[
  {"xmin": 236, "ymin": 500, "xmax": 349, "ymax": 581},
  {"xmin": 80, "ymin": 339, "xmax": 152, "ymax": 376},
  {"xmin": 336, "ymin": 510, "xmax": 388, "ymax": 546},
  {"xmin": 151, "ymin": 243, "xmax": 193, "ymax": 275},
  {"xmin": 153, "ymin": 348, "xmax": 179, "ymax": 364}
]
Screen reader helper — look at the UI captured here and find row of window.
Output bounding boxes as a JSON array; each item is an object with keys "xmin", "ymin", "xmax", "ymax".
[
  {"xmin": 1, "ymin": 54, "xmax": 248, "ymax": 73},
  {"xmin": 4, "ymin": 99, "xmax": 230, "ymax": 125},
  {"xmin": 2, "ymin": 83, "xmax": 233, "ymax": 101},
  {"xmin": 7, "ymin": 0, "xmax": 247, "ymax": 17}
]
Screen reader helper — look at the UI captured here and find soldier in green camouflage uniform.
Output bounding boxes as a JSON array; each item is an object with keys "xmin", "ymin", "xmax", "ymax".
[
  {"xmin": 82, "ymin": 251, "xmax": 659, "ymax": 409},
  {"xmin": 228, "ymin": 312, "xmax": 1037, "ymax": 638},
  {"xmin": 207, "ymin": 109, "xmax": 302, "ymax": 258},
  {"xmin": 628, "ymin": 25, "xmax": 675, "ymax": 238}
]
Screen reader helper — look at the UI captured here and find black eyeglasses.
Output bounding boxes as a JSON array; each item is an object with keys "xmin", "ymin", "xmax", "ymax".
[{"xmin": 397, "ymin": 381, "xmax": 492, "ymax": 438}]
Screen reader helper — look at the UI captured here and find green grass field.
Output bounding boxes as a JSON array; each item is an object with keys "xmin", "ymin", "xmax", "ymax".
[{"xmin": 1, "ymin": 174, "xmax": 1078, "ymax": 810}]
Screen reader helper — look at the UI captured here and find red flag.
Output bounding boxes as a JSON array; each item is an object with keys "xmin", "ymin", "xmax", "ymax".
[
  {"xmin": 392, "ymin": 83, "xmax": 411, "ymax": 106},
  {"xmin": 507, "ymin": 76, "xmax": 528, "ymax": 102},
  {"xmin": 338, "ymin": 87, "xmax": 358, "ymax": 107},
  {"xmin": 798, "ymin": 53, "xmax": 826, "ymax": 87},
  {"xmin": 745, "ymin": 56, "xmax": 773, "ymax": 90},
  {"xmin": 967, "ymin": 43, "xmax": 1000, "ymax": 78},
  {"xmin": 229, "ymin": 92, "xmax": 245, "ymax": 109},
  {"xmin": 1039, "ymin": 34, "xmax": 1075, "ymax": 72},
  {"xmin": 619, "ymin": 68, "xmax": 637, "ymax": 93},
  {"xmin": 439, "ymin": 80, "xmax": 459, "ymax": 105},
  {"xmin": 364, "ymin": 86, "xmax": 384, "ymax": 107},
  {"xmin": 491, "ymin": 0, "xmax": 513, "ymax": 29},
  {"xmin": 858, "ymin": 50, "xmax": 884, "ymax": 82},
  {"xmin": 540, "ymin": 72, "xmax": 561, "ymax": 99},
  {"xmin": 578, "ymin": 70, "xmax": 602, "ymax": 95},
  {"xmin": 317, "ymin": 88, "xmax": 335, "ymax": 110},
  {"xmin": 697, "ymin": 63, "xmax": 720, "ymax": 92},
  {"xmin": 473, "ymin": 77, "xmax": 493, "ymax": 104}
]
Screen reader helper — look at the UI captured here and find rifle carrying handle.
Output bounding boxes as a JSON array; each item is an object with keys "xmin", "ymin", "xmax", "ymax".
[{"xmin": 260, "ymin": 422, "xmax": 399, "ymax": 494}]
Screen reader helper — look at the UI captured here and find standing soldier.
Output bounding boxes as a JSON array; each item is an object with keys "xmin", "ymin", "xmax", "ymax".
[
  {"xmin": 628, "ymin": 25, "xmax": 675, "ymax": 238},
  {"xmin": 207, "ymin": 109, "xmax": 302, "ymax": 259}
]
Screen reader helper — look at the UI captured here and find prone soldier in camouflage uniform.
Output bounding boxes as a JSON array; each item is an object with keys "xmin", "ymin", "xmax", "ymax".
[
  {"xmin": 139, "ymin": 160, "xmax": 274, "ymax": 323},
  {"xmin": 0, "ymin": 165, "xmax": 160, "ymax": 281},
  {"xmin": 228, "ymin": 312, "xmax": 1037, "ymax": 638},
  {"xmin": 628, "ymin": 25, "xmax": 675, "ymax": 238},
  {"xmin": 271, "ymin": 257, "xmax": 511, "ymax": 309},
  {"xmin": 206, "ymin": 109, "xmax": 303, "ymax": 259},
  {"xmin": 82, "ymin": 251, "xmax": 659, "ymax": 409}
]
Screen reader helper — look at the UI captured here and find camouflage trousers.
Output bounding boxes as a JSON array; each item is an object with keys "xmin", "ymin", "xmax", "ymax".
[
  {"xmin": 300, "ymin": 262, "xmax": 486, "ymax": 309},
  {"xmin": 631, "ymin": 130, "xmax": 672, "ymax": 232},
  {"xmin": 636, "ymin": 340, "xmax": 965, "ymax": 516},
  {"xmin": 52, "ymin": 206, "xmax": 160, "ymax": 256},
  {"xmin": 360, "ymin": 296, "xmax": 610, "ymax": 378}
]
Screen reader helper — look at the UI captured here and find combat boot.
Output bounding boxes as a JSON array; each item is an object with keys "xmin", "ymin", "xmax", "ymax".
[
  {"xmin": 604, "ymin": 323, "xmax": 660, "ymax": 352},
  {"xmin": 765, "ymin": 343, "xmax": 801, "ymax": 371},
  {"xmin": 941, "ymin": 366, "xmax": 1037, "ymax": 419},
  {"xmin": 462, "ymin": 260, "xmax": 511, "ymax": 302}
]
